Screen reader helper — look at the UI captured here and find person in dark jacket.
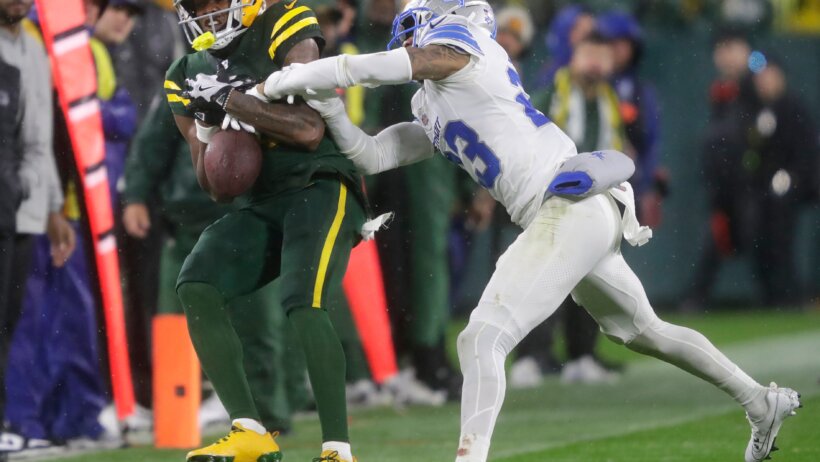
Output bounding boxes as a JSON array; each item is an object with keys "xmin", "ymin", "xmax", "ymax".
[
  {"xmin": 685, "ymin": 49, "xmax": 819, "ymax": 309},
  {"xmin": 738, "ymin": 54, "xmax": 818, "ymax": 305},
  {"xmin": 0, "ymin": 57, "xmax": 21, "ymax": 462}
]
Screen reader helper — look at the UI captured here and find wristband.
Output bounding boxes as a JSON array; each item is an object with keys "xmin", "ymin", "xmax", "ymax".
[{"xmin": 195, "ymin": 120, "xmax": 219, "ymax": 144}]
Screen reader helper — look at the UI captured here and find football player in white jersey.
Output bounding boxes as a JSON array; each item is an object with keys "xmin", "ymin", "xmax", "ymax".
[{"xmin": 188, "ymin": 1, "xmax": 801, "ymax": 461}]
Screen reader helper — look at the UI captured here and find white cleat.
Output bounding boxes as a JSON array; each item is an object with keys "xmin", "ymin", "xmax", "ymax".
[
  {"xmin": 509, "ymin": 357, "xmax": 544, "ymax": 389},
  {"xmin": 745, "ymin": 382, "xmax": 802, "ymax": 462},
  {"xmin": 560, "ymin": 355, "xmax": 618, "ymax": 385}
]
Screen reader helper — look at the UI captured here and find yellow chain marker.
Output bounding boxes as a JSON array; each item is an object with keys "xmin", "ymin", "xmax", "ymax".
[{"xmin": 192, "ymin": 31, "xmax": 216, "ymax": 51}]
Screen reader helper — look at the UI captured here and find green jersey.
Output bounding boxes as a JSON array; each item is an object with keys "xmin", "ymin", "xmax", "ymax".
[{"xmin": 164, "ymin": 1, "xmax": 360, "ymax": 202}]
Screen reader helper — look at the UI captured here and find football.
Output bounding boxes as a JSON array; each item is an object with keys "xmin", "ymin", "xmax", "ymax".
[{"xmin": 203, "ymin": 129, "xmax": 262, "ymax": 201}]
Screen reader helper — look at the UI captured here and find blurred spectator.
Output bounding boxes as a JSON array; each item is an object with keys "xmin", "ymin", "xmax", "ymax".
[
  {"xmin": 112, "ymin": 0, "xmax": 184, "ymax": 119},
  {"xmin": 686, "ymin": 50, "xmax": 819, "ymax": 309},
  {"xmin": 495, "ymin": 5, "xmax": 534, "ymax": 82},
  {"xmin": 3, "ymin": 0, "xmax": 142, "ymax": 452},
  {"xmin": 92, "ymin": 0, "xmax": 142, "ymax": 206},
  {"xmin": 122, "ymin": 94, "xmax": 295, "ymax": 433},
  {"xmin": 0, "ymin": 55, "xmax": 21, "ymax": 462},
  {"xmin": 518, "ymin": 32, "xmax": 625, "ymax": 387},
  {"xmin": 534, "ymin": 4, "xmax": 595, "ymax": 89},
  {"xmin": 0, "ymin": 0, "xmax": 76, "ymax": 456},
  {"xmin": 597, "ymin": 10, "xmax": 667, "ymax": 228},
  {"xmin": 709, "ymin": 28, "xmax": 752, "ymax": 119},
  {"xmin": 682, "ymin": 30, "xmax": 753, "ymax": 311}
]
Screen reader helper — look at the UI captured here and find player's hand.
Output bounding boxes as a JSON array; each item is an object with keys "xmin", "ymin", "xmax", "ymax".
[
  {"xmin": 304, "ymin": 88, "xmax": 345, "ymax": 119},
  {"xmin": 46, "ymin": 212, "xmax": 76, "ymax": 268},
  {"xmin": 221, "ymin": 113, "xmax": 256, "ymax": 134},
  {"xmin": 263, "ymin": 63, "xmax": 311, "ymax": 101},
  {"xmin": 123, "ymin": 203, "xmax": 152, "ymax": 239},
  {"xmin": 184, "ymin": 73, "xmax": 236, "ymax": 111}
]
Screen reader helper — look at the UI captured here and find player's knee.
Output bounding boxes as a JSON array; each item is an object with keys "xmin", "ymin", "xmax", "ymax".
[
  {"xmin": 624, "ymin": 317, "xmax": 671, "ymax": 353},
  {"xmin": 457, "ymin": 321, "xmax": 517, "ymax": 362},
  {"xmin": 456, "ymin": 322, "xmax": 480, "ymax": 360},
  {"xmin": 177, "ymin": 282, "xmax": 223, "ymax": 318}
]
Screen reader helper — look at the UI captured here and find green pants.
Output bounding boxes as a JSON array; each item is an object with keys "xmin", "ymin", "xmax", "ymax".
[
  {"xmin": 177, "ymin": 178, "xmax": 365, "ymax": 310},
  {"xmin": 159, "ymin": 228, "xmax": 292, "ymax": 431},
  {"xmin": 176, "ymin": 177, "xmax": 366, "ymax": 442}
]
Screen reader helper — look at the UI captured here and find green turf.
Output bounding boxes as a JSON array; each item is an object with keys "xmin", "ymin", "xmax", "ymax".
[
  {"xmin": 501, "ymin": 395, "xmax": 819, "ymax": 462},
  {"xmin": 52, "ymin": 310, "xmax": 820, "ymax": 462}
]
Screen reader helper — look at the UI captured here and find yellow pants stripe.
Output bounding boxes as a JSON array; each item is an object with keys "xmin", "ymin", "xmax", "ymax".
[
  {"xmin": 312, "ymin": 183, "xmax": 347, "ymax": 308},
  {"xmin": 268, "ymin": 17, "xmax": 319, "ymax": 60}
]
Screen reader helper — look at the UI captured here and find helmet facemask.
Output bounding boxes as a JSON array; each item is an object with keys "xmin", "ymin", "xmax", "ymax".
[{"xmin": 175, "ymin": 0, "xmax": 264, "ymax": 51}]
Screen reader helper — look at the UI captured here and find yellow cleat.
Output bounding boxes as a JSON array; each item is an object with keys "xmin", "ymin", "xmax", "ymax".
[
  {"xmin": 312, "ymin": 450, "xmax": 356, "ymax": 462},
  {"xmin": 186, "ymin": 423, "xmax": 282, "ymax": 462}
]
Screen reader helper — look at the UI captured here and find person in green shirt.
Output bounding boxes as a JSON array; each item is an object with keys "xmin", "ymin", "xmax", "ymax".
[{"xmin": 164, "ymin": 1, "xmax": 366, "ymax": 461}]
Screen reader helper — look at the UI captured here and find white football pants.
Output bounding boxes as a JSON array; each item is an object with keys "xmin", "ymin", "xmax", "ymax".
[{"xmin": 454, "ymin": 194, "xmax": 765, "ymax": 462}]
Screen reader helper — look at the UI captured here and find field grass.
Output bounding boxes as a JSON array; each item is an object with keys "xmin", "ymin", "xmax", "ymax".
[{"xmin": 53, "ymin": 309, "xmax": 820, "ymax": 462}]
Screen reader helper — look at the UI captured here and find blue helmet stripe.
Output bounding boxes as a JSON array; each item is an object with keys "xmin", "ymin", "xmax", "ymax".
[{"xmin": 420, "ymin": 24, "xmax": 482, "ymax": 54}]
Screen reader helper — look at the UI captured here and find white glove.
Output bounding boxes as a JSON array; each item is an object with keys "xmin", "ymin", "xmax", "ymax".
[
  {"xmin": 245, "ymin": 84, "xmax": 269, "ymax": 102},
  {"xmin": 304, "ymin": 88, "xmax": 346, "ymax": 119},
  {"xmin": 221, "ymin": 114, "xmax": 256, "ymax": 133},
  {"xmin": 184, "ymin": 73, "xmax": 236, "ymax": 110},
  {"xmin": 263, "ymin": 63, "xmax": 307, "ymax": 101}
]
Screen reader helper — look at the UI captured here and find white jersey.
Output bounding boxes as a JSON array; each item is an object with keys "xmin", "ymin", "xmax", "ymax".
[{"xmin": 410, "ymin": 15, "xmax": 577, "ymax": 228}]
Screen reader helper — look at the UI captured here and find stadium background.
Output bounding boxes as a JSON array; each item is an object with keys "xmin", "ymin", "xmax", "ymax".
[{"xmin": 1, "ymin": 0, "xmax": 819, "ymax": 461}]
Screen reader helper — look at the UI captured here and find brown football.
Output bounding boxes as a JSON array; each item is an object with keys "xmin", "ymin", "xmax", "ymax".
[{"xmin": 203, "ymin": 130, "xmax": 262, "ymax": 201}]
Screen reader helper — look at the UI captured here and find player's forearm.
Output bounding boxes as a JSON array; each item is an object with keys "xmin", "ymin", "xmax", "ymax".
[
  {"xmin": 226, "ymin": 92, "xmax": 324, "ymax": 151},
  {"xmin": 323, "ymin": 108, "xmax": 433, "ymax": 174},
  {"xmin": 263, "ymin": 48, "xmax": 413, "ymax": 98}
]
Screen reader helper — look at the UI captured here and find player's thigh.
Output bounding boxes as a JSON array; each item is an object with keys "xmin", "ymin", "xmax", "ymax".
[
  {"xmin": 571, "ymin": 251, "xmax": 659, "ymax": 344},
  {"xmin": 471, "ymin": 194, "xmax": 618, "ymax": 341},
  {"xmin": 278, "ymin": 178, "xmax": 365, "ymax": 312},
  {"xmin": 177, "ymin": 209, "xmax": 282, "ymax": 300}
]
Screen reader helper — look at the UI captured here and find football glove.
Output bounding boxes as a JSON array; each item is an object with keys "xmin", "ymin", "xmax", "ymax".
[
  {"xmin": 184, "ymin": 73, "xmax": 236, "ymax": 111},
  {"xmin": 304, "ymin": 87, "xmax": 345, "ymax": 119}
]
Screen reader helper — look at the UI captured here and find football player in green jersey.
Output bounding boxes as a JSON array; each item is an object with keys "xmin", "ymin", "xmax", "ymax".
[{"xmin": 165, "ymin": 1, "xmax": 365, "ymax": 461}]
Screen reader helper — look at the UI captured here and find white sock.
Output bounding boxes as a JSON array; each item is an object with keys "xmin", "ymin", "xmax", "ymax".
[
  {"xmin": 717, "ymin": 368, "xmax": 768, "ymax": 419},
  {"xmin": 322, "ymin": 441, "xmax": 352, "ymax": 461},
  {"xmin": 627, "ymin": 320, "xmax": 767, "ymax": 418},
  {"xmin": 455, "ymin": 433, "xmax": 491, "ymax": 462},
  {"xmin": 456, "ymin": 322, "xmax": 518, "ymax": 462},
  {"xmin": 232, "ymin": 418, "xmax": 267, "ymax": 435}
]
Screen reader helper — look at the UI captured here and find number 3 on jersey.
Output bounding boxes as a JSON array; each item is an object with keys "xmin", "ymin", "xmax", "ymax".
[
  {"xmin": 443, "ymin": 121, "xmax": 500, "ymax": 188},
  {"xmin": 507, "ymin": 67, "xmax": 550, "ymax": 127}
]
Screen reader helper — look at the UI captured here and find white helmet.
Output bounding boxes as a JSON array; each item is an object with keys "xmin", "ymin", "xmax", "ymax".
[
  {"xmin": 388, "ymin": 0, "xmax": 496, "ymax": 49},
  {"xmin": 175, "ymin": 0, "xmax": 266, "ymax": 51}
]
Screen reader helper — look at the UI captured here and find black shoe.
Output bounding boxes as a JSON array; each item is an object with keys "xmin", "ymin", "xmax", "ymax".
[{"xmin": 413, "ymin": 342, "xmax": 463, "ymax": 402}]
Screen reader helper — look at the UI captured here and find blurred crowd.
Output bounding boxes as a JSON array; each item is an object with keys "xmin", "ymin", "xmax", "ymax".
[{"xmin": 0, "ymin": 0, "xmax": 818, "ymax": 459}]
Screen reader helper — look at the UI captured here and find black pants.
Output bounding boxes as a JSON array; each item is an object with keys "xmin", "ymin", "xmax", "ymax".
[{"xmin": 0, "ymin": 234, "xmax": 34, "ymax": 424}]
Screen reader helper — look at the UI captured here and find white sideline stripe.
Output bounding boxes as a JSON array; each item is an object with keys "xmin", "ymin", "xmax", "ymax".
[
  {"xmin": 97, "ymin": 235, "xmax": 116, "ymax": 254},
  {"xmin": 84, "ymin": 167, "xmax": 107, "ymax": 189},
  {"xmin": 53, "ymin": 30, "xmax": 89, "ymax": 56},
  {"xmin": 68, "ymin": 99, "xmax": 99, "ymax": 122}
]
